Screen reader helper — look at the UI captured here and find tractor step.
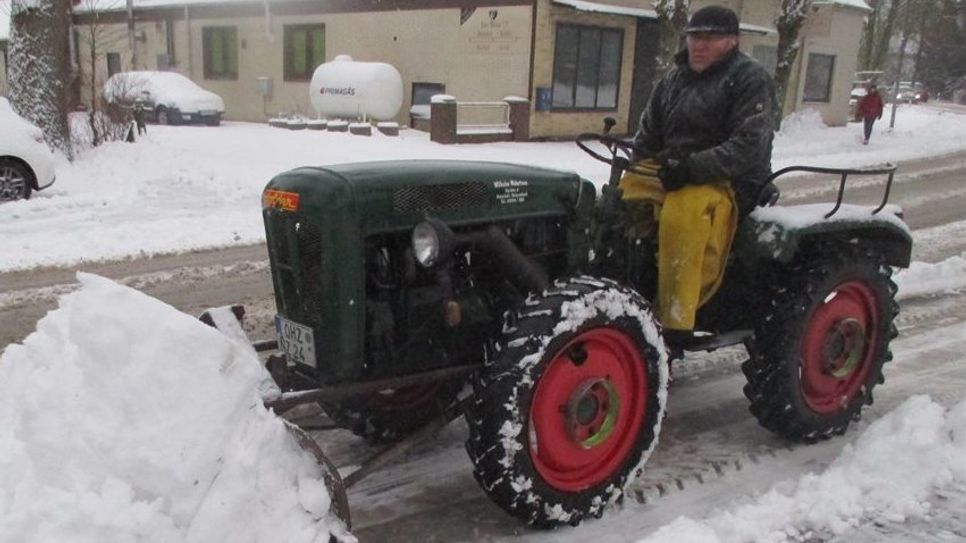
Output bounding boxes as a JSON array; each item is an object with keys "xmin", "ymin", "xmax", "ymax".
[{"xmin": 668, "ymin": 329, "xmax": 753, "ymax": 353}]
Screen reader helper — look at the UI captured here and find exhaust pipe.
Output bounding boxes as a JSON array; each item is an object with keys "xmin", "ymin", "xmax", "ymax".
[{"xmin": 460, "ymin": 224, "xmax": 549, "ymax": 294}]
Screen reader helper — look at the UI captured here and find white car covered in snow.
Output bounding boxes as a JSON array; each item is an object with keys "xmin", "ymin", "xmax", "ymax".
[
  {"xmin": 103, "ymin": 71, "xmax": 225, "ymax": 126},
  {"xmin": 0, "ymin": 97, "xmax": 57, "ymax": 202}
]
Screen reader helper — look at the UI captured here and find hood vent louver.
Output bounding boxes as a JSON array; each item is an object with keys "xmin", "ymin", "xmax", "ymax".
[{"xmin": 392, "ymin": 182, "xmax": 488, "ymax": 213}]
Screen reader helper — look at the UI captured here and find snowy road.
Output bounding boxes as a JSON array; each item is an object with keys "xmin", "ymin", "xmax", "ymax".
[
  {"xmin": 330, "ymin": 299, "xmax": 966, "ymax": 542},
  {"xmin": 305, "ymin": 151, "xmax": 966, "ymax": 541},
  {"xmin": 5, "ymin": 157, "xmax": 959, "ymax": 541},
  {"xmin": 1, "ymin": 151, "xmax": 963, "ymax": 348}
]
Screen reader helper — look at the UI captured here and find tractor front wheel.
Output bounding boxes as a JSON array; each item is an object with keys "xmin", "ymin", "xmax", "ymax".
[
  {"xmin": 743, "ymin": 250, "xmax": 898, "ymax": 443},
  {"xmin": 466, "ymin": 276, "xmax": 668, "ymax": 527}
]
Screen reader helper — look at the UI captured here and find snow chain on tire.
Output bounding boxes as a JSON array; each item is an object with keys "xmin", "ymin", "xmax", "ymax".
[
  {"xmin": 742, "ymin": 247, "xmax": 899, "ymax": 443},
  {"xmin": 465, "ymin": 276, "xmax": 669, "ymax": 527}
]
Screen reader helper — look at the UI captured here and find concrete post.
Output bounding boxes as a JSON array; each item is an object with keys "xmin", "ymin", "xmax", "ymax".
[
  {"xmin": 430, "ymin": 95, "xmax": 457, "ymax": 144},
  {"xmin": 504, "ymin": 96, "xmax": 530, "ymax": 142}
]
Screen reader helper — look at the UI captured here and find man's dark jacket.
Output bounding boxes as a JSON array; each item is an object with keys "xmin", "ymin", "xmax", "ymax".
[{"xmin": 633, "ymin": 48, "xmax": 778, "ymax": 214}]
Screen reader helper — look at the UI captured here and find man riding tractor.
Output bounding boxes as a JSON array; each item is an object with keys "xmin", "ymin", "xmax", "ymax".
[{"xmin": 624, "ymin": 5, "xmax": 780, "ymax": 349}]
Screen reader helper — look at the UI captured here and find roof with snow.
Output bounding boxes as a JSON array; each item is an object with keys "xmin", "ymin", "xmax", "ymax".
[
  {"xmin": 72, "ymin": 0, "xmax": 312, "ymax": 13},
  {"xmin": 814, "ymin": 0, "xmax": 873, "ymax": 12},
  {"xmin": 552, "ymin": 0, "xmax": 775, "ymax": 35}
]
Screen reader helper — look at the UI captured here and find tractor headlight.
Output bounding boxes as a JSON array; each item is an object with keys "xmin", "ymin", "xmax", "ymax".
[{"xmin": 412, "ymin": 221, "xmax": 441, "ymax": 267}]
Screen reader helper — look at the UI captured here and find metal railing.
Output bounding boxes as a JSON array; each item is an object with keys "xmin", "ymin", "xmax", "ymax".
[{"xmin": 455, "ymin": 101, "xmax": 511, "ymax": 134}]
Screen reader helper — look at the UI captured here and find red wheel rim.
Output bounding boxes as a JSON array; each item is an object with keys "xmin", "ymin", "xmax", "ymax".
[
  {"xmin": 800, "ymin": 280, "xmax": 880, "ymax": 414},
  {"xmin": 529, "ymin": 327, "xmax": 648, "ymax": 492}
]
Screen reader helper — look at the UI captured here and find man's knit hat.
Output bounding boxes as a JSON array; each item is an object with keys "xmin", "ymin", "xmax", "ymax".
[{"xmin": 685, "ymin": 6, "xmax": 740, "ymax": 35}]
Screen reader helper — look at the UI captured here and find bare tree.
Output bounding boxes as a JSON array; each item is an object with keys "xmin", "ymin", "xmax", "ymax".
[
  {"xmin": 918, "ymin": 0, "xmax": 966, "ymax": 94},
  {"xmin": 7, "ymin": 0, "xmax": 74, "ymax": 159},
  {"xmin": 773, "ymin": 0, "xmax": 814, "ymax": 125},
  {"xmin": 653, "ymin": 0, "xmax": 690, "ymax": 80},
  {"xmin": 74, "ymin": 0, "xmax": 128, "ymax": 146},
  {"xmin": 858, "ymin": 0, "xmax": 882, "ymax": 70},
  {"xmin": 909, "ymin": 1, "xmax": 932, "ymax": 86},
  {"xmin": 887, "ymin": 0, "xmax": 919, "ymax": 127},
  {"xmin": 859, "ymin": 0, "xmax": 903, "ymax": 70}
]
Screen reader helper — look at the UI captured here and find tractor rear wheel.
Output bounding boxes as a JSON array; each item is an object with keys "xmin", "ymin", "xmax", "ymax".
[
  {"xmin": 742, "ymin": 249, "xmax": 898, "ymax": 443},
  {"xmin": 466, "ymin": 276, "xmax": 668, "ymax": 527},
  {"xmin": 320, "ymin": 378, "xmax": 463, "ymax": 443}
]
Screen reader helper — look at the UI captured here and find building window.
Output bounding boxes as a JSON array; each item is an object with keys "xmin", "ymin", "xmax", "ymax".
[
  {"xmin": 410, "ymin": 82, "xmax": 444, "ymax": 120},
  {"xmin": 106, "ymin": 52, "xmax": 121, "ymax": 77},
  {"xmin": 803, "ymin": 53, "xmax": 835, "ymax": 103},
  {"xmin": 752, "ymin": 45, "xmax": 777, "ymax": 76},
  {"xmin": 284, "ymin": 24, "xmax": 325, "ymax": 81},
  {"xmin": 203, "ymin": 26, "xmax": 238, "ymax": 80},
  {"xmin": 412, "ymin": 82, "xmax": 445, "ymax": 105},
  {"xmin": 551, "ymin": 24, "xmax": 623, "ymax": 110}
]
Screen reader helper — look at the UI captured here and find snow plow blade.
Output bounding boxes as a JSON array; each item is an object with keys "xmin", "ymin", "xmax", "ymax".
[
  {"xmin": 198, "ymin": 305, "xmax": 352, "ymax": 539},
  {"xmin": 284, "ymin": 422, "xmax": 352, "ymax": 533}
]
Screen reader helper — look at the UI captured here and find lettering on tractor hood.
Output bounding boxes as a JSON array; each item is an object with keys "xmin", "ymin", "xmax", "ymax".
[{"xmin": 493, "ymin": 179, "xmax": 529, "ymax": 205}]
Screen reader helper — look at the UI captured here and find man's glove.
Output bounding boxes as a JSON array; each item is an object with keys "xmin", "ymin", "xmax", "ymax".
[{"xmin": 658, "ymin": 155, "xmax": 692, "ymax": 192}]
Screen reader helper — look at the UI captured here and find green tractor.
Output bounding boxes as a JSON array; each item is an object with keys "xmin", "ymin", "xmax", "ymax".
[{"xmin": 254, "ymin": 124, "xmax": 910, "ymax": 529}]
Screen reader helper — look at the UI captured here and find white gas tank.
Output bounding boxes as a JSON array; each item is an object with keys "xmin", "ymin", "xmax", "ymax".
[{"xmin": 309, "ymin": 55, "xmax": 403, "ymax": 121}]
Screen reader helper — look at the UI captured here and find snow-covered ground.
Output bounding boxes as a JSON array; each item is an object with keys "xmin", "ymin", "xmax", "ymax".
[
  {"xmin": 0, "ymin": 272, "xmax": 962, "ymax": 543},
  {"xmin": 0, "ymin": 106, "xmax": 963, "ymax": 272},
  {"xmin": 1, "ymin": 105, "xmax": 964, "ymax": 542},
  {"xmin": 637, "ymin": 395, "xmax": 965, "ymax": 543}
]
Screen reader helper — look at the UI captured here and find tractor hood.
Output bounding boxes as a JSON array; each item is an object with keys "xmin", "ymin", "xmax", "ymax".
[{"xmin": 263, "ymin": 160, "xmax": 589, "ymax": 233}]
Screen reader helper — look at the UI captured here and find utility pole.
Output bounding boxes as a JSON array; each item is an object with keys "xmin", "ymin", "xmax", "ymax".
[{"xmin": 889, "ymin": 0, "xmax": 914, "ymax": 129}]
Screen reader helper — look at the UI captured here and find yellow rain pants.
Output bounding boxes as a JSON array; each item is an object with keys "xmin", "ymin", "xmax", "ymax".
[{"xmin": 618, "ymin": 159, "xmax": 738, "ymax": 331}]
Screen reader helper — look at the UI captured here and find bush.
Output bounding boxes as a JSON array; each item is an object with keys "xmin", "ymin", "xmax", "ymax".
[{"xmin": 71, "ymin": 98, "xmax": 132, "ymax": 149}]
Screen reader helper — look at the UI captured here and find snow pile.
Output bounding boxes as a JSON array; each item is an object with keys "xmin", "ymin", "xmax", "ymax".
[
  {"xmin": 775, "ymin": 108, "xmax": 828, "ymax": 139},
  {"xmin": 637, "ymin": 395, "xmax": 966, "ymax": 543},
  {"xmin": 894, "ymin": 254, "xmax": 966, "ymax": 300},
  {"xmin": 0, "ymin": 273, "xmax": 345, "ymax": 543}
]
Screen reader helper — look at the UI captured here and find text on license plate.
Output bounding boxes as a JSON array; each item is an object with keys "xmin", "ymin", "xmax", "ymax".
[{"xmin": 275, "ymin": 316, "xmax": 316, "ymax": 366}]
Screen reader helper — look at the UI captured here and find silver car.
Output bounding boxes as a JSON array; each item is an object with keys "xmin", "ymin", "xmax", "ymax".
[
  {"xmin": 0, "ymin": 98, "xmax": 57, "ymax": 202},
  {"xmin": 103, "ymin": 71, "xmax": 226, "ymax": 126}
]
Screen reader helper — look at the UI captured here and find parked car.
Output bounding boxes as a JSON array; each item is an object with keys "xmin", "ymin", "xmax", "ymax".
[
  {"xmin": 103, "ymin": 71, "xmax": 225, "ymax": 126},
  {"xmin": 0, "ymin": 97, "xmax": 57, "ymax": 202}
]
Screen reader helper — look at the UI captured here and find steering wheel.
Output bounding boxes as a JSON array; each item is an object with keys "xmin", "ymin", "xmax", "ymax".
[{"xmin": 576, "ymin": 132, "xmax": 657, "ymax": 177}]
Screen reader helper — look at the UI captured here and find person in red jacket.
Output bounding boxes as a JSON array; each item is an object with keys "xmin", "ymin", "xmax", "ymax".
[{"xmin": 858, "ymin": 84, "xmax": 884, "ymax": 144}]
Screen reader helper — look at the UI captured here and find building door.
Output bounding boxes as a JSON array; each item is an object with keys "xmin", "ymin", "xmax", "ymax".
[
  {"xmin": 107, "ymin": 52, "xmax": 121, "ymax": 77},
  {"xmin": 628, "ymin": 19, "xmax": 659, "ymax": 136}
]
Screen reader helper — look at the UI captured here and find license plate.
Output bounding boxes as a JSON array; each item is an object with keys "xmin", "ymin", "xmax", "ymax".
[
  {"xmin": 182, "ymin": 114, "xmax": 192, "ymax": 120},
  {"xmin": 275, "ymin": 315, "xmax": 316, "ymax": 366}
]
